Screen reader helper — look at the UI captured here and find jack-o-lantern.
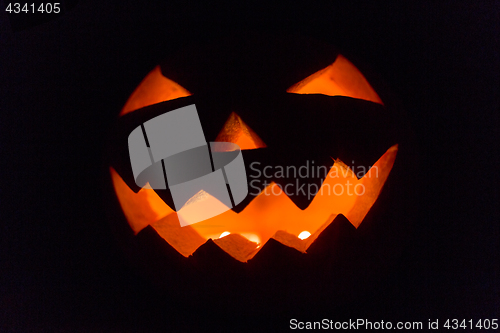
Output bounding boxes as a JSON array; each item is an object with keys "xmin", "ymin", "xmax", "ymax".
[{"xmin": 105, "ymin": 36, "xmax": 412, "ymax": 314}]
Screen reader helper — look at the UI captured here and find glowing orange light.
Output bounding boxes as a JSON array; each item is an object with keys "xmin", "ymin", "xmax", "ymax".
[
  {"xmin": 110, "ymin": 168, "xmax": 172, "ymax": 233},
  {"xmin": 287, "ymin": 55, "xmax": 383, "ymax": 105}
]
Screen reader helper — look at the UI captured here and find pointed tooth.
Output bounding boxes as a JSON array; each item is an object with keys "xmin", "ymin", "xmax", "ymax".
[
  {"xmin": 248, "ymin": 238, "xmax": 304, "ymax": 269},
  {"xmin": 305, "ymin": 214, "xmax": 357, "ymax": 261},
  {"xmin": 189, "ymin": 239, "xmax": 245, "ymax": 270}
]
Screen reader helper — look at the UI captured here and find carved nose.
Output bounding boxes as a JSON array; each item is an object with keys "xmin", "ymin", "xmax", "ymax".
[{"xmin": 215, "ymin": 112, "xmax": 267, "ymax": 150}]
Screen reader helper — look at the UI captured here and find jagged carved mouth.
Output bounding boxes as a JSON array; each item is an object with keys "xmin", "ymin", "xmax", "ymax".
[{"xmin": 110, "ymin": 54, "xmax": 398, "ymax": 262}]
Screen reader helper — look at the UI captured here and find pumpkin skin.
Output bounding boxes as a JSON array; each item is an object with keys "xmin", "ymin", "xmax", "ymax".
[{"xmin": 105, "ymin": 35, "xmax": 414, "ymax": 315}]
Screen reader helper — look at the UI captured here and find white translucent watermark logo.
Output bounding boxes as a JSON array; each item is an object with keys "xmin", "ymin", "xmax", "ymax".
[
  {"xmin": 248, "ymin": 161, "xmax": 379, "ymax": 200},
  {"xmin": 127, "ymin": 104, "xmax": 248, "ymax": 226}
]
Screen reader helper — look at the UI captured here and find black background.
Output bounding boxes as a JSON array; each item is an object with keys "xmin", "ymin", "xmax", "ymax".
[{"xmin": 1, "ymin": 1, "xmax": 498, "ymax": 331}]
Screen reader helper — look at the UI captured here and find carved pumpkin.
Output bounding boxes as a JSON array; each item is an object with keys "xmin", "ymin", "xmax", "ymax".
[{"xmin": 105, "ymin": 36, "xmax": 411, "ymax": 312}]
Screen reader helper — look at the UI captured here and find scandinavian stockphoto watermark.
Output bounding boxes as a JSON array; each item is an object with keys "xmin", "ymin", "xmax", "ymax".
[{"xmin": 248, "ymin": 161, "xmax": 379, "ymax": 200}]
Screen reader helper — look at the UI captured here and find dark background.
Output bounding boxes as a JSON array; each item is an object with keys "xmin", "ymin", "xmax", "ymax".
[{"xmin": 1, "ymin": 1, "xmax": 498, "ymax": 331}]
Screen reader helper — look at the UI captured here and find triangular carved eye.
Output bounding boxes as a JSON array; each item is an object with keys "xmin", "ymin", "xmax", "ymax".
[
  {"xmin": 215, "ymin": 112, "xmax": 267, "ymax": 150},
  {"xmin": 287, "ymin": 55, "xmax": 383, "ymax": 105},
  {"xmin": 120, "ymin": 66, "xmax": 191, "ymax": 116}
]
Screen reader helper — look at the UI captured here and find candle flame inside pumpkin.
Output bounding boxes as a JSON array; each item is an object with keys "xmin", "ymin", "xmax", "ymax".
[{"xmin": 298, "ymin": 231, "xmax": 311, "ymax": 240}]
